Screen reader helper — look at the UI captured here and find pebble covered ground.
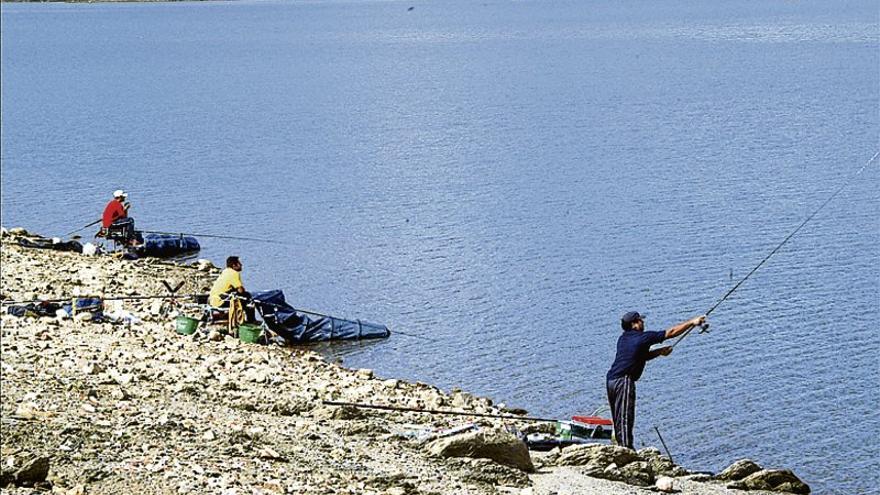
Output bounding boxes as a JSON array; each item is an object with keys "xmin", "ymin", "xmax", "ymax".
[{"xmin": 0, "ymin": 232, "xmax": 797, "ymax": 495}]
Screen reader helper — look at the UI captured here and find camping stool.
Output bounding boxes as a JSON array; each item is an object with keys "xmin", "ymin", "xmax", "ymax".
[{"xmin": 105, "ymin": 220, "xmax": 133, "ymax": 250}]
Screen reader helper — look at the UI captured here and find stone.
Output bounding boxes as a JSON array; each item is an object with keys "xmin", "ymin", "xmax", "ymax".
[
  {"xmin": 717, "ymin": 459, "xmax": 763, "ymax": 481},
  {"xmin": 638, "ymin": 447, "xmax": 688, "ymax": 477},
  {"xmin": 312, "ymin": 405, "xmax": 364, "ymax": 421},
  {"xmin": 656, "ymin": 476, "xmax": 675, "ymax": 492},
  {"xmin": 9, "ymin": 227, "xmax": 28, "ymax": 236},
  {"xmin": 682, "ymin": 473, "xmax": 714, "ymax": 483},
  {"xmin": 727, "ymin": 469, "xmax": 810, "ymax": 494},
  {"xmin": 555, "ymin": 444, "xmax": 640, "ymax": 469},
  {"xmin": 426, "ymin": 428, "xmax": 534, "ymax": 472},
  {"xmin": 618, "ymin": 460, "xmax": 654, "ymax": 486},
  {"xmin": 195, "ymin": 259, "xmax": 215, "ymax": 271},
  {"xmin": 356, "ymin": 368, "xmax": 374, "ymax": 379},
  {"xmin": 15, "ymin": 456, "xmax": 50, "ymax": 486},
  {"xmin": 14, "ymin": 402, "xmax": 39, "ymax": 420}
]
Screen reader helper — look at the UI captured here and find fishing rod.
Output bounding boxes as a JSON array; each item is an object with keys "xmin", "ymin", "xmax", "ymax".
[
  {"xmin": 322, "ymin": 400, "xmax": 558, "ymax": 422},
  {"xmin": 0, "ymin": 293, "xmax": 204, "ymax": 306},
  {"xmin": 140, "ymin": 230, "xmax": 283, "ymax": 245},
  {"xmin": 654, "ymin": 426, "xmax": 675, "ymax": 463},
  {"xmin": 64, "ymin": 219, "xmax": 102, "ymax": 237},
  {"xmin": 671, "ymin": 150, "xmax": 880, "ymax": 348}
]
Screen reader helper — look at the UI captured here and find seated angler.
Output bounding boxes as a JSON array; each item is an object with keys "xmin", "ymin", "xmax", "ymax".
[
  {"xmin": 209, "ymin": 256, "xmax": 255, "ymax": 323},
  {"xmin": 100, "ymin": 189, "xmax": 137, "ymax": 245}
]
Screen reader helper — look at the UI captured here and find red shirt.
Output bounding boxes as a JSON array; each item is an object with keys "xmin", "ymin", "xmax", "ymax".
[{"xmin": 102, "ymin": 199, "xmax": 127, "ymax": 228}]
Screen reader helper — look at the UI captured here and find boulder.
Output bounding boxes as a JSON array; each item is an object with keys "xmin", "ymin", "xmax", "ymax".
[
  {"xmin": 9, "ymin": 227, "xmax": 28, "ymax": 236},
  {"xmin": 638, "ymin": 447, "xmax": 688, "ymax": 477},
  {"xmin": 15, "ymin": 456, "xmax": 50, "ymax": 486},
  {"xmin": 727, "ymin": 469, "xmax": 810, "ymax": 494},
  {"xmin": 717, "ymin": 459, "xmax": 763, "ymax": 481},
  {"xmin": 619, "ymin": 460, "xmax": 654, "ymax": 486},
  {"xmin": 555, "ymin": 444, "xmax": 640, "ymax": 469},
  {"xmin": 426, "ymin": 428, "xmax": 534, "ymax": 472}
]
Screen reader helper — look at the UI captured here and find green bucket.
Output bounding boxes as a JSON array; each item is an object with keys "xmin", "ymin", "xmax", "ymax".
[
  {"xmin": 238, "ymin": 323, "xmax": 262, "ymax": 344},
  {"xmin": 175, "ymin": 316, "xmax": 199, "ymax": 335}
]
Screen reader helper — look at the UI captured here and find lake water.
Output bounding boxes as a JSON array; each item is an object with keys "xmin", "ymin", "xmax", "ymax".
[{"xmin": 2, "ymin": 1, "xmax": 878, "ymax": 492}]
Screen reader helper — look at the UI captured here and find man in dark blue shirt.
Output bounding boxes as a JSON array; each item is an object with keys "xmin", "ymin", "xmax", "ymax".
[{"xmin": 607, "ymin": 311, "xmax": 706, "ymax": 449}]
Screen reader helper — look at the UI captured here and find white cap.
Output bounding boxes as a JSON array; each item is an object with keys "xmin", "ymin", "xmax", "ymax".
[{"xmin": 113, "ymin": 189, "xmax": 127, "ymax": 198}]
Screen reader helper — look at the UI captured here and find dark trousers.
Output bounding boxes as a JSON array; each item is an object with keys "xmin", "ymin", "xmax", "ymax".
[{"xmin": 607, "ymin": 375, "xmax": 636, "ymax": 449}]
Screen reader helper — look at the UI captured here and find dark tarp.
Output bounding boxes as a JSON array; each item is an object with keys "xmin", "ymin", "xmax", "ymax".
[
  {"xmin": 251, "ymin": 290, "xmax": 391, "ymax": 343},
  {"xmin": 137, "ymin": 233, "xmax": 200, "ymax": 258},
  {"xmin": 17, "ymin": 237, "xmax": 83, "ymax": 253}
]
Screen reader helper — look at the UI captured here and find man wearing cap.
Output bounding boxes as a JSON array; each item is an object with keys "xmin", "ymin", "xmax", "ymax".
[
  {"xmin": 102, "ymin": 190, "xmax": 129, "ymax": 227},
  {"xmin": 101, "ymin": 190, "xmax": 136, "ymax": 244},
  {"xmin": 606, "ymin": 311, "xmax": 706, "ymax": 449}
]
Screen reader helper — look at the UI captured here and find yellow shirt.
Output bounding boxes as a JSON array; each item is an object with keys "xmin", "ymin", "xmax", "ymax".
[{"xmin": 209, "ymin": 268, "xmax": 243, "ymax": 307}]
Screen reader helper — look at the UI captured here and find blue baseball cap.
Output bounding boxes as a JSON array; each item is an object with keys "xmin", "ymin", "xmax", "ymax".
[{"xmin": 621, "ymin": 311, "xmax": 645, "ymax": 325}]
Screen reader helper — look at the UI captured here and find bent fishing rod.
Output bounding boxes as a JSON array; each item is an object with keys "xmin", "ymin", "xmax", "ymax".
[
  {"xmin": 671, "ymin": 150, "xmax": 879, "ymax": 349},
  {"xmin": 139, "ymin": 230, "xmax": 283, "ymax": 244}
]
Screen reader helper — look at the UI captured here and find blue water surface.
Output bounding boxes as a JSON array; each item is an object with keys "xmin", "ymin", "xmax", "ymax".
[{"xmin": 2, "ymin": 1, "xmax": 878, "ymax": 493}]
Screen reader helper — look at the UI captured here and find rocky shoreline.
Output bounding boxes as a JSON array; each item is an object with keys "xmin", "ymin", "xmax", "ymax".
[{"xmin": 0, "ymin": 228, "xmax": 810, "ymax": 495}]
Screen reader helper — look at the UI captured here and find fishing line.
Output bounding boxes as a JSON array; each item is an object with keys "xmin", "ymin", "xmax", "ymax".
[
  {"xmin": 672, "ymin": 150, "xmax": 879, "ymax": 348},
  {"xmin": 139, "ymin": 230, "xmax": 283, "ymax": 244}
]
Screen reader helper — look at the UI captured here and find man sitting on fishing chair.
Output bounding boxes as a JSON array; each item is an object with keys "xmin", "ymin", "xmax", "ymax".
[
  {"xmin": 99, "ymin": 189, "xmax": 139, "ymax": 246},
  {"xmin": 606, "ymin": 311, "xmax": 706, "ymax": 450},
  {"xmin": 209, "ymin": 256, "xmax": 255, "ymax": 327}
]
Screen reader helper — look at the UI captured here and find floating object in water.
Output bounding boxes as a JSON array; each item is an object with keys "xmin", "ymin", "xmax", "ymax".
[
  {"xmin": 251, "ymin": 290, "xmax": 390, "ymax": 343},
  {"xmin": 135, "ymin": 233, "xmax": 200, "ymax": 258}
]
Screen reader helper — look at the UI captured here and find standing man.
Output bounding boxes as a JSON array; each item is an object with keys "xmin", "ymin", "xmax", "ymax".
[{"xmin": 606, "ymin": 311, "xmax": 706, "ymax": 449}]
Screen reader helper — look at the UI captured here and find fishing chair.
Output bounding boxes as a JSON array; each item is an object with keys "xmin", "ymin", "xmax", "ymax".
[
  {"xmin": 200, "ymin": 293, "xmax": 257, "ymax": 332},
  {"xmin": 100, "ymin": 218, "xmax": 138, "ymax": 253},
  {"xmin": 197, "ymin": 294, "xmax": 229, "ymax": 327}
]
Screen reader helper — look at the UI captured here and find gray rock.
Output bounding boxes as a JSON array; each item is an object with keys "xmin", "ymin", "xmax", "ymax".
[
  {"xmin": 618, "ymin": 460, "xmax": 654, "ymax": 487},
  {"xmin": 555, "ymin": 443, "xmax": 640, "ymax": 469},
  {"xmin": 638, "ymin": 447, "xmax": 688, "ymax": 477},
  {"xmin": 15, "ymin": 456, "xmax": 50, "ymax": 486},
  {"xmin": 9, "ymin": 227, "xmax": 29, "ymax": 236},
  {"xmin": 311, "ymin": 405, "xmax": 364, "ymax": 421},
  {"xmin": 426, "ymin": 428, "xmax": 534, "ymax": 472},
  {"xmin": 727, "ymin": 469, "xmax": 810, "ymax": 494},
  {"xmin": 681, "ymin": 473, "xmax": 714, "ymax": 483},
  {"xmin": 601, "ymin": 462, "xmax": 623, "ymax": 481},
  {"xmin": 717, "ymin": 459, "xmax": 763, "ymax": 481}
]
